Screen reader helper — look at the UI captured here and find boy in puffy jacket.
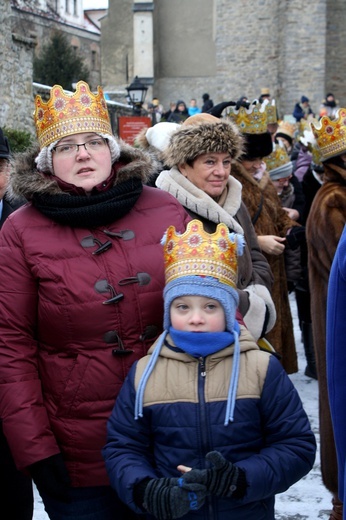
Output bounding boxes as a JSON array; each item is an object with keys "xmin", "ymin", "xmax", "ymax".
[{"xmin": 103, "ymin": 219, "xmax": 316, "ymax": 520}]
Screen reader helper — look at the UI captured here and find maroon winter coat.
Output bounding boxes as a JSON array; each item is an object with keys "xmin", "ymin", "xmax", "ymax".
[{"xmin": 0, "ymin": 143, "xmax": 190, "ymax": 487}]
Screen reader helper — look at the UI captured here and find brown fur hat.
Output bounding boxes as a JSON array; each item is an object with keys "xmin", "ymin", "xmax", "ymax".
[{"xmin": 162, "ymin": 119, "xmax": 244, "ymax": 168}]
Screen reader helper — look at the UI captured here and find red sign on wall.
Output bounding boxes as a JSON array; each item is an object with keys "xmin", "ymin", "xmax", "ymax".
[{"xmin": 118, "ymin": 116, "xmax": 151, "ymax": 145}]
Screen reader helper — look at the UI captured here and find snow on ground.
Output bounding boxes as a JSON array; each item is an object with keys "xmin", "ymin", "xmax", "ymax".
[{"xmin": 33, "ymin": 293, "xmax": 333, "ymax": 519}]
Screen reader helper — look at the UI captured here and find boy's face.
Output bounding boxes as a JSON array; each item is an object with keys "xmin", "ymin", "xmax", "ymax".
[{"xmin": 170, "ymin": 295, "xmax": 226, "ymax": 333}]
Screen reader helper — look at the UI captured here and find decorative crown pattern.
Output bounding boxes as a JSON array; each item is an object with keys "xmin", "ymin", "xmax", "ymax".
[
  {"xmin": 228, "ymin": 101, "xmax": 268, "ymax": 134},
  {"xmin": 162, "ymin": 220, "xmax": 242, "ymax": 288},
  {"xmin": 276, "ymin": 121, "xmax": 297, "ymax": 140},
  {"xmin": 264, "ymin": 99, "xmax": 277, "ymax": 124},
  {"xmin": 264, "ymin": 142, "xmax": 291, "ymax": 172},
  {"xmin": 34, "ymin": 81, "xmax": 112, "ymax": 148},
  {"xmin": 310, "ymin": 108, "xmax": 346, "ymax": 161}
]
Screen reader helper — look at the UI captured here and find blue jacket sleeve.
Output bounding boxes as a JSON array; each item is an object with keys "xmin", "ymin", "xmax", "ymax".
[
  {"xmin": 236, "ymin": 355, "xmax": 316, "ymax": 503},
  {"xmin": 102, "ymin": 362, "xmax": 158, "ymax": 514},
  {"xmin": 327, "ymin": 224, "xmax": 346, "ymax": 505}
]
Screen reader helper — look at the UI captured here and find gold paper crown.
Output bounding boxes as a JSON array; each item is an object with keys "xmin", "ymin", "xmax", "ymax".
[
  {"xmin": 310, "ymin": 108, "xmax": 346, "ymax": 161},
  {"xmin": 264, "ymin": 142, "xmax": 291, "ymax": 172},
  {"xmin": 264, "ymin": 99, "xmax": 277, "ymax": 124},
  {"xmin": 34, "ymin": 81, "xmax": 112, "ymax": 148},
  {"xmin": 163, "ymin": 220, "xmax": 240, "ymax": 288},
  {"xmin": 228, "ymin": 101, "xmax": 267, "ymax": 134},
  {"xmin": 276, "ymin": 121, "xmax": 297, "ymax": 140}
]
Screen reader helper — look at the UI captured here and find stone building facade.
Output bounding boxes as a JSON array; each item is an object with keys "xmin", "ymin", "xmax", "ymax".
[
  {"xmin": 101, "ymin": 0, "xmax": 346, "ymax": 118},
  {"xmin": 0, "ymin": 0, "xmax": 103, "ymax": 133},
  {"xmin": 0, "ymin": 0, "xmax": 36, "ymax": 131}
]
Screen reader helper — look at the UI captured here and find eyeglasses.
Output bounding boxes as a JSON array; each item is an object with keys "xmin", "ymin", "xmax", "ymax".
[{"xmin": 52, "ymin": 138, "xmax": 107, "ymax": 156}]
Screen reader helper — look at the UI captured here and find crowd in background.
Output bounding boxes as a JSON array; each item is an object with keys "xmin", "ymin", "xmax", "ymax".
[{"xmin": 0, "ymin": 80, "xmax": 345, "ymax": 520}]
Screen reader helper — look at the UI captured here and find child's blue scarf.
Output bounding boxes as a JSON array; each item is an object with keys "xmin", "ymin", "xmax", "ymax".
[
  {"xmin": 134, "ymin": 322, "xmax": 241, "ymax": 426},
  {"xmin": 168, "ymin": 323, "xmax": 239, "ymax": 358}
]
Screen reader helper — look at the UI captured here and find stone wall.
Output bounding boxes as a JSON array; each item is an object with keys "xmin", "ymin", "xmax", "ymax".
[
  {"xmin": 101, "ymin": 0, "xmax": 133, "ymax": 91},
  {"xmin": 102, "ymin": 0, "xmax": 346, "ymax": 119},
  {"xmin": 0, "ymin": 0, "xmax": 35, "ymax": 132},
  {"xmin": 325, "ymin": 0, "xmax": 346, "ymax": 107}
]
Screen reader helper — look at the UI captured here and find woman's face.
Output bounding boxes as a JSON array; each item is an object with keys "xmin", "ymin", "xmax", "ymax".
[
  {"xmin": 52, "ymin": 132, "xmax": 112, "ymax": 193},
  {"xmin": 241, "ymin": 157, "xmax": 263, "ymax": 176},
  {"xmin": 179, "ymin": 152, "xmax": 232, "ymax": 199},
  {"xmin": 272, "ymin": 175, "xmax": 292, "ymax": 195}
]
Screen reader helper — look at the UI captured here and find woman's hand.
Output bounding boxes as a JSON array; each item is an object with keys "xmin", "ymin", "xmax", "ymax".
[
  {"xmin": 283, "ymin": 207, "xmax": 299, "ymax": 221},
  {"xmin": 257, "ymin": 235, "xmax": 286, "ymax": 255}
]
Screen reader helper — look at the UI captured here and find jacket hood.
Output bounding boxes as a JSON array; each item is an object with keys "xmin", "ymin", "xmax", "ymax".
[{"xmin": 8, "ymin": 139, "xmax": 160, "ymax": 201}]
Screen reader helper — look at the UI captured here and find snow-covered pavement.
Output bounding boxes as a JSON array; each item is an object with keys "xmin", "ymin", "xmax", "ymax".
[{"xmin": 33, "ymin": 293, "xmax": 333, "ymax": 519}]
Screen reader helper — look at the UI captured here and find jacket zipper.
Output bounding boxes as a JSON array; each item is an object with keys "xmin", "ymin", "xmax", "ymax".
[{"xmin": 198, "ymin": 357, "xmax": 216, "ymax": 519}]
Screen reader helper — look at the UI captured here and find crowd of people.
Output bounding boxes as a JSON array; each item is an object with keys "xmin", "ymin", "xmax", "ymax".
[{"xmin": 0, "ymin": 79, "xmax": 345, "ymax": 520}]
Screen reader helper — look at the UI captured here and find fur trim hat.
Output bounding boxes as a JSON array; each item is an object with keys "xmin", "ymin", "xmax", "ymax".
[
  {"xmin": 242, "ymin": 132, "xmax": 273, "ymax": 159},
  {"xmin": 162, "ymin": 119, "xmax": 244, "ymax": 168}
]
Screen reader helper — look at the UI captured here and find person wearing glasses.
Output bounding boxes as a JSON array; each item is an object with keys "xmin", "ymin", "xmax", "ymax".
[{"xmin": 0, "ymin": 81, "xmax": 189, "ymax": 520}]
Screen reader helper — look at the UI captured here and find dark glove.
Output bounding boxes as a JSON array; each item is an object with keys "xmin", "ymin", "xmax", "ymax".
[
  {"xmin": 29, "ymin": 453, "xmax": 71, "ymax": 502},
  {"xmin": 285, "ymin": 226, "xmax": 306, "ymax": 250},
  {"xmin": 182, "ymin": 451, "xmax": 247, "ymax": 499},
  {"xmin": 143, "ymin": 476, "xmax": 207, "ymax": 520}
]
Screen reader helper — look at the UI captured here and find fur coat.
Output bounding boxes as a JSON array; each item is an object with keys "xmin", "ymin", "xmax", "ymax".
[
  {"xmin": 306, "ymin": 161, "xmax": 346, "ymax": 496},
  {"xmin": 232, "ymin": 162, "xmax": 298, "ymax": 374}
]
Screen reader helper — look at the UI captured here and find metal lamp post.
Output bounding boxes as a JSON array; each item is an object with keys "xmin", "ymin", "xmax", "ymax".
[{"xmin": 126, "ymin": 76, "xmax": 148, "ymax": 116}]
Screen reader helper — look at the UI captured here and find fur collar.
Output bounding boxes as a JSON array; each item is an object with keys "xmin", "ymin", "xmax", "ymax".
[
  {"xmin": 155, "ymin": 167, "xmax": 244, "ymax": 234},
  {"xmin": 232, "ymin": 161, "xmax": 271, "ymax": 190},
  {"xmin": 8, "ymin": 140, "xmax": 159, "ymax": 201}
]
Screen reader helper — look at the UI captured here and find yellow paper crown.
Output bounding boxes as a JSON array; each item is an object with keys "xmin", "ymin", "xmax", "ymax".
[
  {"xmin": 264, "ymin": 142, "xmax": 291, "ymax": 173},
  {"xmin": 264, "ymin": 99, "xmax": 277, "ymax": 124},
  {"xmin": 228, "ymin": 101, "xmax": 267, "ymax": 134},
  {"xmin": 276, "ymin": 121, "xmax": 297, "ymax": 140},
  {"xmin": 310, "ymin": 108, "xmax": 346, "ymax": 161},
  {"xmin": 163, "ymin": 220, "xmax": 241, "ymax": 288},
  {"xmin": 34, "ymin": 81, "xmax": 112, "ymax": 148}
]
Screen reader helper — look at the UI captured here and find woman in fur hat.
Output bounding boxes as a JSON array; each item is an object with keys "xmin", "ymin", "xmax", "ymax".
[
  {"xmin": 155, "ymin": 113, "xmax": 276, "ymax": 344},
  {"xmin": 0, "ymin": 82, "xmax": 190, "ymax": 520}
]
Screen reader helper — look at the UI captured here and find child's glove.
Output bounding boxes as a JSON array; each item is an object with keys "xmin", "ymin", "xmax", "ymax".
[
  {"xmin": 143, "ymin": 476, "xmax": 208, "ymax": 520},
  {"xmin": 182, "ymin": 451, "xmax": 247, "ymax": 499}
]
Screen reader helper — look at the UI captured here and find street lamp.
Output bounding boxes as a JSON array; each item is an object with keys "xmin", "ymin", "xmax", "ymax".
[{"xmin": 126, "ymin": 76, "xmax": 148, "ymax": 116}]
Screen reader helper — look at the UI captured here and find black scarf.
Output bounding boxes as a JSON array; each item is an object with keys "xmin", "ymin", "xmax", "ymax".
[{"xmin": 32, "ymin": 177, "xmax": 143, "ymax": 228}]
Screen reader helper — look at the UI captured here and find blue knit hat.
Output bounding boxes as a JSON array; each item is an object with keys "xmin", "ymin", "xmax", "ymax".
[{"xmin": 163, "ymin": 275, "xmax": 239, "ymax": 333}]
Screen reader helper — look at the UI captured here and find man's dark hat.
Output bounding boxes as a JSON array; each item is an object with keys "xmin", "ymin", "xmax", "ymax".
[
  {"xmin": 243, "ymin": 132, "xmax": 273, "ymax": 159},
  {"xmin": 0, "ymin": 128, "xmax": 11, "ymax": 159}
]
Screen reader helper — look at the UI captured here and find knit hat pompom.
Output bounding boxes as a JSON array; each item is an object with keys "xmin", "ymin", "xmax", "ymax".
[
  {"xmin": 35, "ymin": 133, "xmax": 121, "ymax": 174},
  {"xmin": 162, "ymin": 120, "xmax": 244, "ymax": 168}
]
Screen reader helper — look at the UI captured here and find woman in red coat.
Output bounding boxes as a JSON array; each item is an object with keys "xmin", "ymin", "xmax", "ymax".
[{"xmin": 0, "ymin": 81, "xmax": 189, "ymax": 520}]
